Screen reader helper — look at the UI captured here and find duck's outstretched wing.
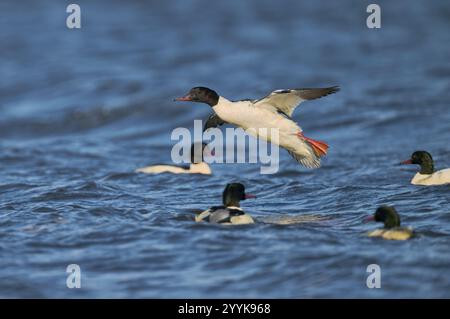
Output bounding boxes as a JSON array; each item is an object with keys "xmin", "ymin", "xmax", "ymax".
[
  {"xmin": 203, "ymin": 113, "xmax": 226, "ymax": 132},
  {"xmin": 254, "ymin": 86, "xmax": 339, "ymax": 117}
]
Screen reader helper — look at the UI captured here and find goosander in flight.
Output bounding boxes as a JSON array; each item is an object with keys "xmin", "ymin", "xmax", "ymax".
[
  {"xmin": 136, "ymin": 143, "xmax": 212, "ymax": 175},
  {"xmin": 175, "ymin": 86, "xmax": 339, "ymax": 168},
  {"xmin": 195, "ymin": 183, "xmax": 256, "ymax": 225},
  {"xmin": 400, "ymin": 151, "xmax": 450, "ymax": 186},
  {"xmin": 364, "ymin": 206, "xmax": 413, "ymax": 240}
]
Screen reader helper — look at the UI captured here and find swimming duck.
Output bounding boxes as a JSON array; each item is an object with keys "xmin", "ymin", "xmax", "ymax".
[
  {"xmin": 195, "ymin": 183, "xmax": 256, "ymax": 225},
  {"xmin": 365, "ymin": 206, "xmax": 413, "ymax": 240},
  {"xmin": 400, "ymin": 151, "xmax": 450, "ymax": 186},
  {"xmin": 136, "ymin": 143, "xmax": 212, "ymax": 175},
  {"xmin": 175, "ymin": 86, "xmax": 339, "ymax": 168}
]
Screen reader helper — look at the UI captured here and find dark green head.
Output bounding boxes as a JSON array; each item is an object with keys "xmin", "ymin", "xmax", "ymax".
[
  {"xmin": 367, "ymin": 205, "xmax": 401, "ymax": 229},
  {"xmin": 174, "ymin": 87, "xmax": 219, "ymax": 107},
  {"xmin": 222, "ymin": 183, "xmax": 256, "ymax": 207},
  {"xmin": 401, "ymin": 150, "xmax": 434, "ymax": 175}
]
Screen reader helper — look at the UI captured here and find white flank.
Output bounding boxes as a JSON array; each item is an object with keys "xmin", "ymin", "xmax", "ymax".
[
  {"xmin": 136, "ymin": 162, "xmax": 211, "ymax": 175},
  {"xmin": 411, "ymin": 168, "xmax": 450, "ymax": 186}
]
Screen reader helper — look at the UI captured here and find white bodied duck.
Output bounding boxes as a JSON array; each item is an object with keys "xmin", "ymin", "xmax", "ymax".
[
  {"xmin": 136, "ymin": 143, "xmax": 212, "ymax": 175},
  {"xmin": 365, "ymin": 206, "xmax": 414, "ymax": 240},
  {"xmin": 175, "ymin": 86, "xmax": 339, "ymax": 168},
  {"xmin": 400, "ymin": 151, "xmax": 450, "ymax": 186},
  {"xmin": 195, "ymin": 183, "xmax": 256, "ymax": 225}
]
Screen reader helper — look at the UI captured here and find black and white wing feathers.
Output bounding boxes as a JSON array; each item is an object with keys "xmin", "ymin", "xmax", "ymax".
[{"xmin": 254, "ymin": 86, "xmax": 339, "ymax": 117}]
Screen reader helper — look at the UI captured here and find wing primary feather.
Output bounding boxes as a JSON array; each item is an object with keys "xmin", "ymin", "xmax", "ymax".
[
  {"xmin": 254, "ymin": 85, "xmax": 340, "ymax": 117},
  {"xmin": 297, "ymin": 86, "xmax": 340, "ymax": 100}
]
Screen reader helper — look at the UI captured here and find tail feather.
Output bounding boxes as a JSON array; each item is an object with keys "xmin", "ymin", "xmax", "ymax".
[
  {"xmin": 289, "ymin": 132, "xmax": 329, "ymax": 168},
  {"xmin": 288, "ymin": 151, "xmax": 321, "ymax": 169}
]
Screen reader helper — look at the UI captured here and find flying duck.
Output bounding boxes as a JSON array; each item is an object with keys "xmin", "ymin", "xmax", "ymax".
[
  {"xmin": 175, "ymin": 86, "xmax": 339, "ymax": 168},
  {"xmin": 195, "ymin": 183, "xmax": 256, "ymax": 225},
  {"xmin": 400, "ymin": 151, "xmax": 450, "ymax": 186}
]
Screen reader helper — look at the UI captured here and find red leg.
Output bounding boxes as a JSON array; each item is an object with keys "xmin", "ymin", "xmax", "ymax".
[{"xmin": 297, "ymin": 132, "xmax": 328, "ymax": 157}]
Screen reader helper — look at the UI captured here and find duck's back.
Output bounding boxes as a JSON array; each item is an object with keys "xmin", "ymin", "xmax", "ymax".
[
  {"xmin": 136, "ymin": 163, "xmax": 211, "ymax": 175},
  {"xmin": 195, "ymin": 206, "xmax": 254, "ymax": 225},
  {"xmin": 411, "ymin": 168, "xmax": 450, "ymax": 185},
  {"xmin": 136, "ymin": 165, "xmax": 188, "ymax": 174},
  {"xmin": 368, "ymin": 227, "xmax": 413, "ymax": 240}
]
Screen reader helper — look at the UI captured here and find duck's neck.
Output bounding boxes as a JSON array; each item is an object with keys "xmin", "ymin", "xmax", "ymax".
[
  {"xmin": 212, "ymin": 97, "xmax": 231, "ymax": 112},
  {"xmin": 384, "ymin": 215, "xmax": 401, "ymax": 229},
  {"xmin": 419, "ymin": 160, "xmax": 434, "ymax": 175},
  {"xmin": 224, "ymin": 199, "xmax": 240, "ymax": 208}
]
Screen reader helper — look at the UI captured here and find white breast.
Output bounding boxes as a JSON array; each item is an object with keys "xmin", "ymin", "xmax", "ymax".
[
  {"xmin": 411, "ymin": 168, "xmax": 450, "ymax": 186},
  {"xmin": 213, "ymin": 97, "xmax": 301, "ymax": 147},
  {"xmin": 214, "ymin": 98, "xmax": 298, "ymax": 130}
]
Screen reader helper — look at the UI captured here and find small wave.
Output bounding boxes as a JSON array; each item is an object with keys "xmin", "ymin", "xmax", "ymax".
[{"xmin": 261, "ymin": 214, "xmax": 331, "ymax": 225}]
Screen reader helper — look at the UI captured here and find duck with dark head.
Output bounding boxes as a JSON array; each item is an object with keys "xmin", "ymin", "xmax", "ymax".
[
  {"xmin": 136, "ymin": 143, "xmax": 212, "ymax": 175},
  {"xmin": 175, "ymin": 85, "xmax": 340, "ymax": 169},
  {"xmin": 400, "ymin": 151, "xmax": 450, "ymax": 186},
  {"xmin": 364, "ymin": 206, "xmax": 413, "ymax": 240},
  {"xmin": 174, "ymin": 87, "xmax": 219, "ymax": 107},
  {"xmin": 195, "ymin": 183, "xmax": 256, "ymax": 225}
]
